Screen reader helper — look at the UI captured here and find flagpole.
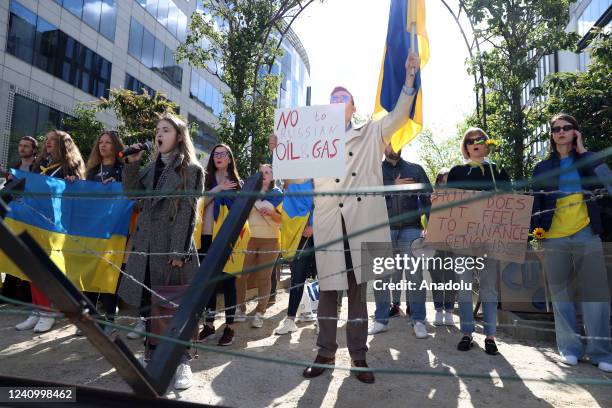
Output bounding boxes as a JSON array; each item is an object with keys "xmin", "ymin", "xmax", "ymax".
[{"xmin": 409, "ymin": 0, "xmax": 417, "ymax": 76}]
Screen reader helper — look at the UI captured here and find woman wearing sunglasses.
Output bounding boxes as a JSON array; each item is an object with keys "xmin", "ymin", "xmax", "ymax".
[
  {"xmin": 531, "ymin": 113, "xmax": 612, "ymax": 372},
  {"xmin": 447, "ymin": 127, "xmax": 511, "ymax": 356}
]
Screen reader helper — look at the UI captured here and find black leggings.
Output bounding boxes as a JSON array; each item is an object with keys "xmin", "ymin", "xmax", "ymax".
[{"xmin": 199, "ymin": 235, "xmax": 237, "ymax": 325}]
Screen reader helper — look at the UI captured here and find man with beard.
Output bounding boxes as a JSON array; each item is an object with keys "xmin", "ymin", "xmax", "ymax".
[
  {"xmin": 368, "ymin": 144, "xmax": 433, "ymax": 337},
  {"xmin": 1, "ymin": 136, "xmax": 37, "ymax": 303}
]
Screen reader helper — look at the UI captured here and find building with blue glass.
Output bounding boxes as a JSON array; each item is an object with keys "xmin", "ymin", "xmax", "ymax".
[
  {"xmin": 0, "ymin": 0, "xmax": 311, "ymax": 168},
  {"xmin": 525, "ymin": 0, "xmax": 611, "ymax": 157}
]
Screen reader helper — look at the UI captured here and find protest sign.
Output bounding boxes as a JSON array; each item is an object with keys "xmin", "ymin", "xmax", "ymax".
[
  {"xmin": 424, "ymin": 189, "xmax": 534, "ymax": 263},
  {"xmin": 273, "ymin": 104, "xmax": 345, "ymax": 179}
]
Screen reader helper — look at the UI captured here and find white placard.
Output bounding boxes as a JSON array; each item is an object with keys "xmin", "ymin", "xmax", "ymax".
[{"xmin": 273, "ymin": 104, "xmax": 346, "ymax": 179}]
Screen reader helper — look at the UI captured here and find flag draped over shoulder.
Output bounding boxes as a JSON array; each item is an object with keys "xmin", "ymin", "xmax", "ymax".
[
  {"xmin": 374, "ymin": 0, "xmax": 429, "ymax": 152},
  {"xmin": 280, "ymin": 180, "xmax": 313, "ymax": 261},
  {"xmin": 211, "ymin": 181, "xmax": 250, "ymax": 275},
  {"xmin": 0, "ymin": 170, "xmax": 133, "ymax": 294}
]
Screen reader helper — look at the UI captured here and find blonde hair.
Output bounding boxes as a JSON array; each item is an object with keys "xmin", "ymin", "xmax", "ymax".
[
  {"xmin": 35, "ymin": 130, "xmax": 86, "ymax": 179},
  {"xmin": 460, "ymin": 127, "xmax": 489, "ymax": 160}
]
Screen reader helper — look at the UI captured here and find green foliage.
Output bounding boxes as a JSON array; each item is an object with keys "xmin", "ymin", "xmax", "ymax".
[
  {"xmin": 534, "ymin": 31, "xmax": 612, "ymax": 166},
  {"xmin": 417, "ymin": 129, "xmax": 463, "ymax": 183},
  {"xmin": 176, "ymin": 0, "xmax": 319, "ymax": 177},
  {"xmin": 61, "ymin": 89, "xmax": 178, "ymax": 163},
  {"xmin": 464, "ymin": 0, "xmax": 578, "ymax": 180},
  {"xmin": 63, "ymin": 103, "xmax": 105, "ymax": 160},
  {"xmin": 96, "ymin": 89, "xmax": 178, "ymax": 146}
]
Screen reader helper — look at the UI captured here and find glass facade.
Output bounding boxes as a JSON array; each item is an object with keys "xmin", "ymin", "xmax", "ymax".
[
  {"xmin": 190, "ymin": 69, "xmax": 223, "ymax": 116},
  {"xmin": 128, "ymin": 18, "xmax": 183, "ymax": 89},
  {"xmin": 124, "ymin": 73, "xmax": 155, "ymax": 96},
  {"xmin": 276, "ymin": 39, "xmax": 310, "ymax": 108},
  {"xmin": 188, "ymin": 113, "xmax": 219, "ymax": 158},
  {"xmin": 7, "ymin": 1, "xmax": 112, "ymax": 98},
  {"xmin": 135, "ymin": 0, "xmax": 188, "ymax": 42},
  {"xmin": 577, "ymin": 0, "xmax": 611, "ymax": 38},
  {"xmin": 8, "ymin": 94, "xmax": 71, "ymax": 166},
  {"xmin": 54, "ymin": 0, "xmax": 117, "ymax": 41}
]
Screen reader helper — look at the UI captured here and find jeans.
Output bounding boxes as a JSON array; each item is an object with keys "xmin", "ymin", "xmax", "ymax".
[
  {"xmin": 373, "ymin": 227, "xmax": 425, "ymax": 325},
  {"xmin": 457, "ymin": 257, "xmax": 498, "ymax": 336},
  {"xmin": 200, "ymin": 235, "xmax": 237, "ymax": 325},
  {"xmin": 542, "ymin": 225, "xmax": 612, "ymax": 364},
  {"xmin": 287, "ymin": 237, "xmax": 316, "ymax": 317}
]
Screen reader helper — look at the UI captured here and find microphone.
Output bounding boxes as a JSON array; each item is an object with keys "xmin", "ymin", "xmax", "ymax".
[{"xmin": 118, "ymin": 141, "xmax": 152, "ymax": 158}]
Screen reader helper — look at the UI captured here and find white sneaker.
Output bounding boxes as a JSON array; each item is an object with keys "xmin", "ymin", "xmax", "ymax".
[
  {"xmin": 598, "ymin": 362, "xmax": 612, "ymax": 372},
  {"xmin": 234, "ymin": 309, "xmax": 247, "ymax": 323},
  {"xmin": 560, "ymin": 355, "xmax": 578, "ymax": 366},
  {"xmin": 434, "ymin": 311, "xmax": 444, "ymax": 326},
  {"xmin": 368, "ymin": 321, "xmax": 389, "ymax": 335},
  {"xmin": 251, "ymin": 312, "xmax": 264, "ymax": 328},
  {"xmin": 174, "ymin": 363, "xmax": 193, "ymax": 390},
  {"xmin": 275, "ymin": 318, "xmax": 298, "ymax": 335},
  {"xmin": 127, "ymin": 319, "xmax": 145, "ymax": 339},
  {"xmin": 443, "ymin": 311, "xmax": 455, "ymax": 326},
  {"xmin": 15, "ymin": 315, "xmax": 39, "ymax": 331},
  {"xmin": 33, "ymin": 316, "xmax": 55, "ymax": 333},
  {"xmin": 413, "ymin": 321, "xmax": 429, "ymax": 339},
  {"xmin": 297, "ymin": 312, "xmax": 317, "ymax": 322}
]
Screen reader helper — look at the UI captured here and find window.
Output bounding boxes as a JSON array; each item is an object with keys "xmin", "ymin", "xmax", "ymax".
[
  {"xmin": 141, "ymin": 29, "xmax": 155, "ymax": 68},
  {"xmin": 7, "ymin": 1, "xmax": 112, "ymax": 98},
  {"xmin": 128, "ymin": 18, "xmax": 182, "ymax": 88},
  {"xmin": 82, "ymin": 0, "xmax": 102, "ymax": 32},
  {"xmin": 7, "ymin": 0, "xmax": 37, "ymax": 64},
  {"xmin": 136, "ymin": 0, "xmax": 187, "ymax": 41},
  {"xmin": 56, "ymin": 0, "xmax": 116, "ymax": 41},
  {"xmin": 63, "ymin": 0, "xmax": 84, "ymax": 18},
  {"xmin": 8, "ymin": 94, "xmax": 71, "ymax": 165},
  {"xmin": 125, "ymin": 73, "xmax": 156, "ymax": 95},
  {"xmin": 189, "ymin": 69, "xmax": 224, "ymax": 115},
  {"xmin": 128, "ymin": 18, "xmax": 144, "ymax": 60},
  {"xmin": 99, "ymin": 0, "xmax": 117, "ymax": 41}
]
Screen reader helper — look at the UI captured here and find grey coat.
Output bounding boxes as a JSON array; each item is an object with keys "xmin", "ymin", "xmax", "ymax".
[{"xmin": 118, "ymin": 153, "xmax": 204, "ymax": 307}]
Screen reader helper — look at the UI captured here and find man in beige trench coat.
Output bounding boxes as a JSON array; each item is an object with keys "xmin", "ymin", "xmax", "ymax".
[{"xmin": 270, "ymin": 52, "xmax": 421, "ymax": 384}]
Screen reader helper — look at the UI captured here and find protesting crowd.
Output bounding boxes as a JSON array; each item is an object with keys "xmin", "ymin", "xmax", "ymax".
[{"xmin": 1, "ymin": 51, "xmax": 611, "ymax": 392}]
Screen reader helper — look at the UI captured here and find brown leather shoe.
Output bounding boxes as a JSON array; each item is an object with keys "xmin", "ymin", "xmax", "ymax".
[
  {"xmin": 352, "ymin": 359, "xmax": 375, "ymax": 384},
  {"xmin": 302, "ymin": 355, "xmax": 335, "ymax": 378}
]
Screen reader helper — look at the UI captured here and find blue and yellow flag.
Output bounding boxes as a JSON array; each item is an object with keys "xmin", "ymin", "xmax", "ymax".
[
  {"xmin": 280, "ymin": 181, "xmax": 313, "ymax": 261},
  {"xmin": 0, "ymin": 170, "xmax": 133, "ymax": 293},
  {"xmin": 211, "ymin": 182, "xmax": 251, "ymax": 275},
  {"xmin": 374, "ymin": 0, "xmax": 429, "ymax": 152}
]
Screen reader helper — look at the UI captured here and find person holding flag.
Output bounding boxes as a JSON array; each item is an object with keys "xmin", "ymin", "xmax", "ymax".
[{"xmin": 269, "ymin": 33, "xmax": 423, "ymax": 386}]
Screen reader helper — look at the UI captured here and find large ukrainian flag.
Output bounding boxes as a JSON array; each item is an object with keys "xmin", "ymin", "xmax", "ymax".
[
  {"xmin": 374, "ymin": 0, "xmax": 429, "ymax": 152},
  {"xmin": 280, "ymin": 181, "xmax": 313, "ymax": 261},
  {"xmin": 0, "ymin": 170, "xmax": 133, "ymax": 293}
]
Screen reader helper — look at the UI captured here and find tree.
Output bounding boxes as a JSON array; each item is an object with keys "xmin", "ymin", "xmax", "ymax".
[
  {"xmin": 463, "ymin": 0, "xmax": 579, "ymax": 180},
  {"xmin": 63, "ymin": 103, "xmax": 105, "ymax": 160},
  {"xmin": 534, "ymin": 31, "xmax": 612, "ymax": 166},
  {"xmin": 416, "ymin": 129, "xmax": 463, "ymax": 183},
  {"xmin": 61, "ymin": 89, "xmax": 180, "ymax": 162},
  {"xmin": 176, "ymin": 0, "xmax": 321, "ymax": 177}
]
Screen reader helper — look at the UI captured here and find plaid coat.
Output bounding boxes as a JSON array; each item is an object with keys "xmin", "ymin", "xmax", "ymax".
[{"xmin": 118, "ymin": 154, "xmax": 204, "ymax": 307}]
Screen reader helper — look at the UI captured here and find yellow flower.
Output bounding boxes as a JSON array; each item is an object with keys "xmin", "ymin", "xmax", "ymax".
[
  {"xmin": 485, "ymin": 139, "xmax": 498, "ymax": 147},
  {"xmin": 532, "ymin": 228, "xmax": 545, "ymax": 240}
]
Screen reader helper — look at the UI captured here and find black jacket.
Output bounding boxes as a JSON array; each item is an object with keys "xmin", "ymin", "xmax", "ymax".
[
  {"xmin": 447, "ymin": 162, "xmax": 511, "ymax": 191},
  {"xmin": 531, "ymin": 150, "xmax": 604, "ymax": 235},
  {"xmin": 382, "ymin": 159, "xmax": 432, "ymax": 229}
]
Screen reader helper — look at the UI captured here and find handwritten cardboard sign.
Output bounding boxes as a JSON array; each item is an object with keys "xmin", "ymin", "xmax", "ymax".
[
  {"xmin": 273, "ymin": 104, "xmax": 345, "ymax": 179},
  {"xmin": 424, "ymin": 189, "xmax": 534, "ymax": 263}
]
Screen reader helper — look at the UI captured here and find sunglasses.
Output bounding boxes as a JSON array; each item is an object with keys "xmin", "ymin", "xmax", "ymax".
[
  {"xmin": 551, "ymin": 125, "xmax": 575, "ymax": 134},
  {"xmin": 213, "ymin": 151, "xmax": 229, "ymax": 158},
  {"xmin": 466, "ymin": 136, "xmax": 487, "ymax": 145},
  {"xmin": 330, "ymin": 95, "xmax": 351, "ymax": 104}
]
